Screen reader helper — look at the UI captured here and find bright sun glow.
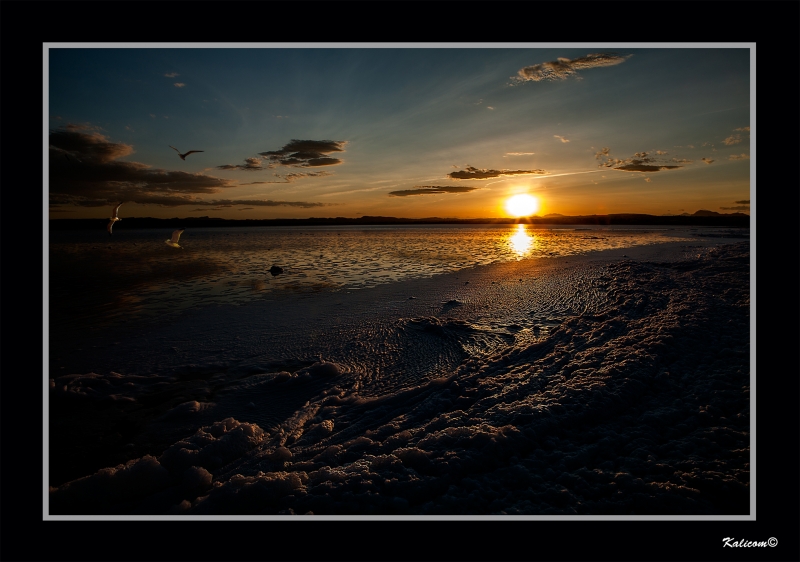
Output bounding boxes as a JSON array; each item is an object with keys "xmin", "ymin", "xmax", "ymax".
[{"xmin": 505, "ymin": 194, "xmax": 539, "ymax": 217}]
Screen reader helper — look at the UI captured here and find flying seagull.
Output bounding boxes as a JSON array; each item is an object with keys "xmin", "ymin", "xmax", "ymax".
[
  {"xmin": 169, "ymin": 146, "xmax": 204, "ymax": 160},
  {"xmin": 107, "ymin": 202, "xmax": 124, "ymax": 234},
  {"xmin": 165, "ymin": 228, "xmax": 185, "ymax": 248}
]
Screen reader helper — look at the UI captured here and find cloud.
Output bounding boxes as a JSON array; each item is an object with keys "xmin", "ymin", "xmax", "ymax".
[
  {"xmin": 448, "ymin": 166, "xmax": 547, "ymax": 180},
  {"xmin": 596, "ymin": 148, "xmax": 682, "ymax": 172},
  {"xmin": 48, "ymin": 125, "xmax": 325, "ymax": 209},
  {"xmin": 174, "ymin": 83, "xmax": 186, "ymax": 88},
  {"xmin": 514, "ymin": 53, "xmax": 632, "ymax": 83},
  {"xmin": 221, "ymin": 169, "xmax": 333, "ymax": 187},
  {"xmin": 50, "ymin": 124, "xmax": 135, "ymax": 163},
  {"xmin": 554, "ymin": 135, "xmax": 570, "ymax": 143},
  {"xmin": 723, "ymin": 126, "xmax": 750, "ymax": 146},
  {"xmin": 164, "ymin": 72, "xmax": 179, "ymax": 78},
  {"xmin": 644, "ymin": 177, "xmax": 652, "ymax": 183},
  {"xmin": 614, "ymin": 164, "xmax": 681, "ymax": 172},
  {"xmin": 656, "ymin": 150, "xmax": 668, "ymax": 155},
  {"xmin": 284, "ymin": 171, "xmax": 332, "ymax": 182},
  {"xmin": 701, "ymin": 158, "xmax": 714, "ymax": 164},
  {"xmin": 728, "ymin": 154, "xmax": 750, "ymax": 160},
  {"xmin": 388, "ymin": 185, "xmax": 481, "ymax": 197},
  {"xmin": 735, "ymin": 200, "xmax": 750, "ymax": 204},
  {"xmin": 216, "ymin": 157, "xmax": 269, "ymax": 172},
  {"xmin": 205, "ymin": 199, "xmax": 329, "ymax": 208},
  {"xmin": 259, "ymin": 139, "xmax": 347, "ymax": 167},
  {"xmin": 505, "ymin": 152, "xmax": 535, "ymax": 156},
  {"xmin": 719, "ymin": 205, "xmax": 749, "ymax": 211}
]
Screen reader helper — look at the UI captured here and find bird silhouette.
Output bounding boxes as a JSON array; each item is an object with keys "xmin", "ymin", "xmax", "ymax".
[
  {"xmin": 165, "ymin": 228, "xmax": 185, "ymax": 248},
  {"xmin": 107, "ymin": 202, "xmax": 124, "ymax": 234},
  {"xmin": 169, "ymin": 146, "xmax": 204, "ymax": 160}
]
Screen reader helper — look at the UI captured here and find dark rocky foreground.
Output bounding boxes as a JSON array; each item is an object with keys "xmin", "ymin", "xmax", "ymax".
[{"xmin": 49, "ymin": 242, "xmax": 750, "ymax": 516}]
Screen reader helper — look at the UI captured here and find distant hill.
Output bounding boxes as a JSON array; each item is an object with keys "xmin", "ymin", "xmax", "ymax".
[
  {"xmin": 693, "ymin": 209, "xmax": 749, "ymax": 217},
  {"xmin": 49, "ymin": 213, "xmax": 751, "ymax": 231}
]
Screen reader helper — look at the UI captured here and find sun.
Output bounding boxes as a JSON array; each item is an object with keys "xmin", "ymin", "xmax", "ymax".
[{"xmin": 505, "ymin": 194, "xmax": 539, "ymax": 217}]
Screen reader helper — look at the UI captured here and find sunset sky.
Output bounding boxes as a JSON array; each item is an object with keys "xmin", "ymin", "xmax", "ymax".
[{"xmin": 46, "ymin": 44, "xmax": 753, "ymax": 220}]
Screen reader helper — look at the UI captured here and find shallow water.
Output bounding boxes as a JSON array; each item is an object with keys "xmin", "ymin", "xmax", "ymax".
[{"xmin": 48, "ymin": 223, "xmax": 732, "ymax": 332}]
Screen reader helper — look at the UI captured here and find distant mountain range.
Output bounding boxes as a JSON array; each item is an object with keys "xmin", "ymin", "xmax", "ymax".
[
  {"xmin": 49, "ymin": 211, "xmax": 750, "ymax": 231},
  {"xmin": 689, "ymin": 209, "xmax": 750, "ymax": 217}
]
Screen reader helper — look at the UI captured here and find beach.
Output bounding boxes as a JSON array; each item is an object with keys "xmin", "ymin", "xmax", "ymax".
[{"xmin": 47, "ymin": 235, "xmax": 751, "ymax": 516}]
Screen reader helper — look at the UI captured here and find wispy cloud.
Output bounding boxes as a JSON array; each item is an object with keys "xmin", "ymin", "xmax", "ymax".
[
  {"xmin": 701, "ymin": 157, "xmax": 714, "ymax": 164},
  {"xmin": 174, "ymin": 83, "xmax": 186, "ymax": 88},
  {"xmin": 216, "ymin": 157, "xmax": 268, "ymax": 172},
  {"xmin": 514, "ymin": 53, "xmax": 632, "ymax": 83},
  {"xmin": 388, "ymin": 185, "xmax": 481, "ymax": 197},
  {"xmin": 723, "ymin": 126, "xmax": 750, "ymax": 146},
  {"xmin": 233, "ymin": 171, "xmax": 333, "ymax": 186},
  {"xmin": 259, "ymin": 139, "xmax": 347, "ymax": 167},
  {"xmin": 199, "ymin": 199, "xmax": 329, "ymax": 208},
  {"xmin": 505, "ymin": 152, "xmax": 535, "ymax": 156},
  {"xmin": 554, "ymin": 135, "xmax": 570, "ymax": 143},
  {"xmin": 728, "ymin": 153, "xmax": 750, "ymax": 160},
  {"xmin": 448, "ymin": 166, "xmax": 546, "ymax": 180},
  {"xmin": 596, "ymin": 148, "xmax": 682, "ymax": 172},
  {"xmin": 164, "ymin": 72, "xmax": 179, "ymax": 78}
]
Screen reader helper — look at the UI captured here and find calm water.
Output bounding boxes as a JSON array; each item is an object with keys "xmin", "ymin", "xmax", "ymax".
[{"xmin": 48, "ymin": 224, "xmax": 734, "ymax": 330}]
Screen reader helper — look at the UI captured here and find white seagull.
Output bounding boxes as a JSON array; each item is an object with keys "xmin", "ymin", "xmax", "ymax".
[
  {"xmin": 165, "ymin": 228, "xmax": 185, "ymax": 248},
  {"xmin": 169, "ymin": 146, "xmax": 204, "ymax": 160},
  {"xmin": 107, "ymin": 202, "xmax": 124, "ymax": 234}
]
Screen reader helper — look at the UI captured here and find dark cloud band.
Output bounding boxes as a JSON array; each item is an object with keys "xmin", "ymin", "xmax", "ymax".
[
  {"xmin": 259, "ymin": 139, "xmax": 347, "ymax": 168},
  {"xmin": 388, "ymin": 185, "xmax": 480, "ymax": 197},
  {"xmin": 448, "ymin": 166, "xmax": 547, "ymax": 180},
  {"xmin": 49, "ymin": 126, "xmax": 328, "ymax": 209}
]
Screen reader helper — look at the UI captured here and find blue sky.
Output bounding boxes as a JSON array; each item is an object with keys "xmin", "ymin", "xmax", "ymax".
[{"xmin": 47, "ymin": 44, "xmax": 752, "ymax": 219}]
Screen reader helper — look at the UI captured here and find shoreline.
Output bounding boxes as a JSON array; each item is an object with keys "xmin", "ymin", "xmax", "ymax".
[
  {"xmin": 48, "ymin": 215, "xmax": 752, "ymax": 231},
  {"xmin": 48, "ymin": 235, "xmax": 750, "ymax": 381}
]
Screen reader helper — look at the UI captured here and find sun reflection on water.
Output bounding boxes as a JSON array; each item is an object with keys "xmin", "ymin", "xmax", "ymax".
[{"xmin": 509, "ymin": 224, "xmax": 534, "ymax": 259}]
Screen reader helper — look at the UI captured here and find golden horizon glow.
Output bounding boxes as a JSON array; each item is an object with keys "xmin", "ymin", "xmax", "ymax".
[{"xmin": 505, "ymin": 194, "xmax": 540, "ymax": 217}]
